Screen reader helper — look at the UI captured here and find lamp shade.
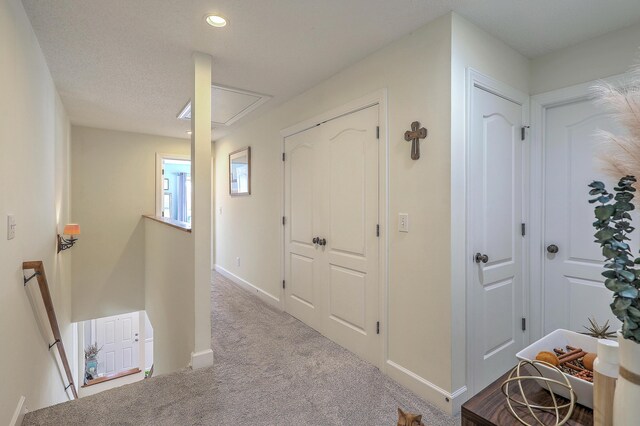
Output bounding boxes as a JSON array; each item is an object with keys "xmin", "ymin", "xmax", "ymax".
[{"xmin": 63, "ymin": 224, "xmax": 80, "ymax": 236}]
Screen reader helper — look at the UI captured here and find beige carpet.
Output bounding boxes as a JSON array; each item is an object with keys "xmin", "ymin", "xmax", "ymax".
[{"xmin": 24, "ymin": 272, "xmax": 459, "ymax": 425}]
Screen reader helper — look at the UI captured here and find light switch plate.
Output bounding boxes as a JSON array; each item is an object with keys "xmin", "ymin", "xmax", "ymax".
[
  {"xmin": 7, "ymin": 214, "xmax": 16, "ymax": 240},
  {"xmin": 398, "ymin": 213, "xmax": 409, "ymax": 233}
]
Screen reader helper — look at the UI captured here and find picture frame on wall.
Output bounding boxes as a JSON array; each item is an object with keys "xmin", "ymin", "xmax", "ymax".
[{"xmin": 229, "ymin": 147, "xmax": 251, "ymax": 196}]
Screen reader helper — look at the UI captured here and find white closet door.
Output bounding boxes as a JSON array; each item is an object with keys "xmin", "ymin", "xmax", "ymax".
[
  {"xmin": 284, "ymin": 125, "xmax": 324, "ymax": 331},
  {"xmin": 543, "ymin": 98, "xmax": 625, "ymax": 334},
  {"xmin": 284, "ymin": 104, "xmax": 380, "ymax": 367},
  {"xmin": 469, "ymin": 85, "xmax": 525, "ymax": 391},
  {"xmin": 319, "ymin": 105, "xmax": 380, "ymax": 366}
]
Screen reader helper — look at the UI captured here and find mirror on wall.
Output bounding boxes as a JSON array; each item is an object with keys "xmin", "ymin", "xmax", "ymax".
[{"xmin": 229, "ymin": 147, "xmax": 251, "ymax": 196}]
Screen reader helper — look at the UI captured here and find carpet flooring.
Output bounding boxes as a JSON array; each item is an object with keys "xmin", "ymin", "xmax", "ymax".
[{"xmin": 24, "ymin": 272, "xmax": 459, "ymax": 425}]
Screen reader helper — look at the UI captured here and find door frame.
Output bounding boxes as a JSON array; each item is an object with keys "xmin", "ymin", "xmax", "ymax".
[
  {"xmin": 155, "ymin": 153, "xmax": 190, "ymax": 219},
  {"xmin": 279, "ymin": 89, "xmax": 389, "ymax": 369},
  {"xmin": 528, "ymin": 73, "xmax": 627, "ymax": 342},
  {"xmin": 464, "ymin": 69, "xmax": 530, "ymax": 398}
]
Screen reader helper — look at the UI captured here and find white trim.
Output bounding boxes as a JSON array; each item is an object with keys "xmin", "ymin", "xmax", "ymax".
[
  {"xmin": 529, "ymin": 72, "xmax": 628, "ymax": 341},
  {"xmin": 280, "ymin": 89, "xmax": 389, "ymax": 370},
  {"xmin": 462, "ymin": 69, "xmax": 530, "ymax": 399},
  {"xmin": 386, "ymin": 360, "xmax": 465, "ymax": 414},
  {"xmin": 9, "ymin": 396, "xmax": 26, "ymax": 426},
  {"xmin": 214, "ymin": 264, "xmax": 282, "ymax": 309},
  {"xmin": 155, "ymin": 152, "xmax": 191, "ymax": 218},
  {"xmin": 190, "ymin": 349, "xmax": 214, "ymax": 370},
  {"xmin": 280, "ymin": 90, "xmax": 386, "ymax": 138}
]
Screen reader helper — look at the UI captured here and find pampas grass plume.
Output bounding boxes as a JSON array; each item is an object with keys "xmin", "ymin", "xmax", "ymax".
[{"xmin": 593, "ymin": 67, "xmax": 640, "ymax": 187}]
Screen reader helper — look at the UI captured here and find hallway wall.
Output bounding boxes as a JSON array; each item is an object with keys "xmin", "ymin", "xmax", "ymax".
[
  {"xmin": 214, "ymin": 13, "xmax": 454, "ymax": 411},
  {"xmin": 530, "ymin": 21, "xmax": 640, "ymax": 94},
  {"xmin": 70, "ymin": 127, "xmax": 189, "ymax": 321},
  {"xmin": 0, "ymin": 0, "xmax": 73, "ymax": 421}
]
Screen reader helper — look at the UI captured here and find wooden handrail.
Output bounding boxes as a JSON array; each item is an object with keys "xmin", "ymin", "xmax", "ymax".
[{"xmin": 23, "ymin": 261, "xmax": 78, "ymax": 399}]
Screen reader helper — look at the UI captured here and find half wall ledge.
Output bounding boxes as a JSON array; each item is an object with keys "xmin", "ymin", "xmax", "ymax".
[{"xmin": 143, "ymin": 214, "xmax": 191, "ymax": 232}]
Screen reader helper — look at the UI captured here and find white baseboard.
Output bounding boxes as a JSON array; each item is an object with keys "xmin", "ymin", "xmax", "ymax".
[
  {"xmin": 386, "ymin": 360, "xmax": 467, "ymax": 415},
  {"xmin": 10, "ymin": 396, "xmax": 27, "ymax": 426},
  {"xmin": 214, "ymin": 265, "xmax": 281, "ymax": 309},
  {"xmin": 191, "ymin": 349, "xmax": 214, "ymax": 370}
]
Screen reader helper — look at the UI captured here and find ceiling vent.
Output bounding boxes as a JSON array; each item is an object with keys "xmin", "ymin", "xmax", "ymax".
[{"xmin": 177, "ymin": 84, "xmax": 271, "ymax": 127}]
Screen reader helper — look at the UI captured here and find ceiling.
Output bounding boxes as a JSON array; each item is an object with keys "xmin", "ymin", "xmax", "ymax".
[{"xmin": 22, "ymin": 0, "xmax": 640, "ymax": 141}]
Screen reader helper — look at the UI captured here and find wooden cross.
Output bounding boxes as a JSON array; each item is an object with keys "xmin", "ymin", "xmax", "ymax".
[{"xmin": 404, "ymin": 121, "xmax": 427, "ymax": 160}]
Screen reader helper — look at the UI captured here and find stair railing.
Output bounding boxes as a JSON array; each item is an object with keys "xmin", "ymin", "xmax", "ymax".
[{"xmin": 23, "ymin": 261, "xmax": 78, "ymax": 399}]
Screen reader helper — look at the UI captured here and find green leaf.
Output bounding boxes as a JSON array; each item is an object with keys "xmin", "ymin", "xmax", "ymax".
[
  {"xmin": 595, "ymin": 205, "xmax": 616, "ymax": 220},
  {"xmin": 595, "ymin": 228, "xmax": 617, "ymax": 241},
  {"xmin": 620, "ymin": 287, "xmax": 639, "ymax": 298},
  {"xmin": 627, "ymin": 305, "xmax": 640, "ymax": 317},
  {"xmin": 619, "ymin": 270, "xmax": 636, "ymax": 282}
]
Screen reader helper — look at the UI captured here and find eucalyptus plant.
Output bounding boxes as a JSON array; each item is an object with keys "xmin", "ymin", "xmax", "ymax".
[{"xmin": 589, "ymin": 175, "xmax": 640, "ymax": 342}]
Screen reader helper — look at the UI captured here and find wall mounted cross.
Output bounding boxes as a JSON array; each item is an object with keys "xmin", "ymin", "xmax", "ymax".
[{"xmin": 404, "ymin": 121, "xmax": 427, "ymax": 160}]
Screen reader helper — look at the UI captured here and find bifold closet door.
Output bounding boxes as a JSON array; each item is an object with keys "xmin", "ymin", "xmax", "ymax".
[{"xmin": 284, "ymin": 104, "xmax": 381, "ymax": 367}]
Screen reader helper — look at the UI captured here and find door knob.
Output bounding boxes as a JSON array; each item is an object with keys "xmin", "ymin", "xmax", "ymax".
[
  {"xmin": 318, "ymin": 238, "xmax": 327, "ymax": 246},
  {"xmin": 312, "ymin": 237, "xmax": 319, "ymax": 244},
  {"xmin": 474, "ymin": 252, "xmax": 489, "ymax": 264},
  {"xmin": 547, "ymin": 244, "xmax": 559, "ymax": 254}
]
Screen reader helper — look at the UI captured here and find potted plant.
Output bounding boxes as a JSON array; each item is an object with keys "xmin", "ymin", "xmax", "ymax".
[
  {"xmin": 589, "ymin": 74, "xmax": 640, "ymax": 425},
  {"xmin": 84, "ymin": 342, "xmax": 101, "ymax": 383}
]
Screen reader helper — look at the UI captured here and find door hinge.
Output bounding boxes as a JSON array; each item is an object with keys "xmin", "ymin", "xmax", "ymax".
[
  {"xmin": 162, "ymin": 168, "xmax": 164, "ymax": 175},
  {"xmin": 282, "ymin": 216, "xmax": 286, "ymax": 226},
  {"xmin": 521, "ymin": 126, "xmax": 530, "ymax": 141},
  {"xmin": 521, "ymin": 317, "xmax": 526, "ymax": 331},
  {"xmin": 376, "ymin": 126, "xmax": 380, "ymax": 139},
  {"xmin": 376, "ymin": 321, "xmax": 380, "ymax": 334},
  {"xmin": 521, "ymin": 223, "xmax": 526, "ymax": 237},
  {"xmin": 282, "ymin": 152, "xmax": 286, "ymax": 161},
  {"xmin": 376, "ymin": 224, "xmax": 380, "ymax": 237},
  {"xmin": 283, "ymin": 280, "xmax": 285, "ymax": 289}
]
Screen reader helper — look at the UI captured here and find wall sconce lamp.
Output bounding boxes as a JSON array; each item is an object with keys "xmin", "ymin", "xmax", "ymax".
[{"xmin": 57, "ymin": 224, "xmax": 80, "ymax": 253}]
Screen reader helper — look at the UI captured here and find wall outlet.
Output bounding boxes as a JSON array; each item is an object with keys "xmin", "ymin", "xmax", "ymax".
[
  {"xmin": 7, "ymin": 214, "xmax": 16, "ymax": 240},
  {"xmin": 236, "ymin": 257, "xmax": 241, "ymax": 267},
  {"xmin": 398, "ymin": 213, "xmax": 409, "ymax": 233}
]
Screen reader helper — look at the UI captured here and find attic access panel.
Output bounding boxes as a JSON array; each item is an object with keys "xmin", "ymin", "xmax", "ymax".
[{"xmin": 177, "ymin": 84, "xmax": 271, "ymax": 127}]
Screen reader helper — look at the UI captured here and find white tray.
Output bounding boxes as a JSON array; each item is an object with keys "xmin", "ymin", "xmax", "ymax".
[{"xmin": 516, "ymin": 329, "xmax": 598, "ymax": 409}]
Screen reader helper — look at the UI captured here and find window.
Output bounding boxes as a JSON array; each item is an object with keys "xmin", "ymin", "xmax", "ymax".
[{"xmin": 156, "ymin": 154, "xmax": 191, "ymax": 223}]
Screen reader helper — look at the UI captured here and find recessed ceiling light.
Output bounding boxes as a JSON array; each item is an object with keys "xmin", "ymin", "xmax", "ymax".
[{"xmin": 205, "ymin": 15, "xmax": 227, "ymax": 28}]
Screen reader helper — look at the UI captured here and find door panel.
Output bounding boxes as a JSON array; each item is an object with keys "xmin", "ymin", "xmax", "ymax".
[
  {"xmin": 329, "ymin": 131, "xmax": 366, "ymax": 255},
  {"xmin": 284, "ymin": 126, "xmax": 323, "ymax": 331},
  {"xmin": 284, "ymin": 104, "xmax": 380, "ymax": 367},
  {"xmin": 544, "ymin": 99, "xmax": 627, "ymax": 333},
  {"xmin": 329, "ymin": 265, "xmax": 366, "ymax": 333},
  {"xmin": 470, "ymin": 86, "xmax": 525, "ymax": 391}
]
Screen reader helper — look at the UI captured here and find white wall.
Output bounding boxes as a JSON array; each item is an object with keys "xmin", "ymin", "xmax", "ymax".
[
  {"xmin": 215, "ymin": 13, "xmax": 455, "ymax": 411},
  {"xmin": 144, "ymin": 219, "xmax": 194, "ymax": 375},
  {"xmin": 449, "ymin": 12, "xmax": 530, "ymax": 406},
  {"xmin": 530, "ymin": 22, "xmax": 640, "ymax": 94},
  {"xmin": 70, "ymin": 127, "xmax": 190, "ymax": 321},
  {"xmin": 0, "ymin": 0, "xmax": 73, "ymax": 421}
]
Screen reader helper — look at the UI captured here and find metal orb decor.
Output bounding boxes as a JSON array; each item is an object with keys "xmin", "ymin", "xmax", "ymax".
[{"xmin": 500, "ymin": 360, "xmax": 577, "ymax": 426}]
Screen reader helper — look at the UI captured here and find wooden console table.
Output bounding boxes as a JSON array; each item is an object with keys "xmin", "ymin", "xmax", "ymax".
[{"xmin": 461, "ymin": 370, "xmax": 593, "ymax": 425}]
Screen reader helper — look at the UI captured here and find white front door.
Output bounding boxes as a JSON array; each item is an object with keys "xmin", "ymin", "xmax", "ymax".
[
  {"xmin": 543, "ymin": 97, "xmax": 625, "ymax": 334},
  {"xmin": 469, "ymin": 84, "xmax": 526, "ymax": 391},
  {"xmin": 96, "ymin": 312, "xmax": 139, "ymax": 375},
  {"xmin": 284, "ymin": 105, "xmax": 381, "ymax": 366}
]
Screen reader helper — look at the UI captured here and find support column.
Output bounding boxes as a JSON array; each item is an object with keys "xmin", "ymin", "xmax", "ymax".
[{"xmin": 190, "ymin": 52, "xmax": 214, "ymax": 369}]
